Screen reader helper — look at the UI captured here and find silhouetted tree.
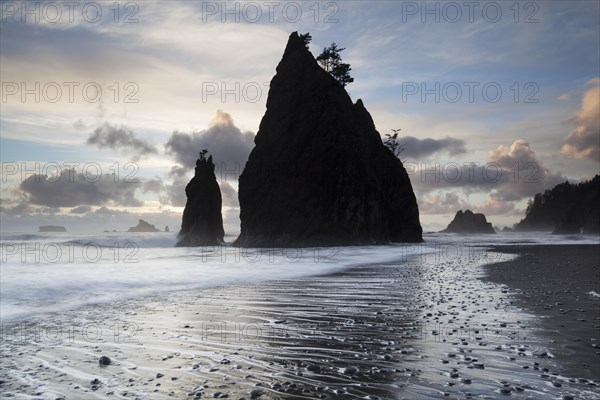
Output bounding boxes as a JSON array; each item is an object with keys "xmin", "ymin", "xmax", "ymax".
[
  {"xmin": 517, "ymin": 175, "xmax": 600, "ymax": 232},
  {"xmin": 384, "ymin": 129, "xmax": 407, "ymax": 159},
  {"xmin": 317, "ymin": 42, "xmax": 354, "ymax": 87},
  {"xmin": 300, "ymin": 32, "xmax": 312, "ymax": 47},
  {"xmin": 199, "ymin": 149, "xmax": 208, "ymax": 161}
]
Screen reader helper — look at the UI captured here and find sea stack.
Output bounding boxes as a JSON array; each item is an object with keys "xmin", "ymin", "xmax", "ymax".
[
  {"xmin": 177, "ymin": 153, "xmax": 225, "ymax": 246},
  {"xmin": 39, "ymin": 225, "xmax": 67, "ymax": 232},
  {"xmin": 442, "ymin": 210, "xmax": 495, "ymax": 234},
  {"xmin": 235, "ymin": 32, "xmax": 422, "ymax": 247},
  {"xmin": 127, "ymin": 219, "xmax": 160, "ymax": 232}
]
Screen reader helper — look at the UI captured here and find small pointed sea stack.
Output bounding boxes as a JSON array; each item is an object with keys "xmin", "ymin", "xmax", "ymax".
[{"xmin": 177, "ymin": 152, "xmax": 225, "ymax": 246}]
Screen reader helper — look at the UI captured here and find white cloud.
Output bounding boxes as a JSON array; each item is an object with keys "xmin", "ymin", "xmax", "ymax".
[{"xmin": 561, "ymin": 84, "xmax": 599, "ymax": 162}]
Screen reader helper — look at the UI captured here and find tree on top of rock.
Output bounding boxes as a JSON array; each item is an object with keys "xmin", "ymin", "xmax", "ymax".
[
  {"xmin": 199, "ymin": 149, "xmax": 208, "ymax": 161},
  {"xmin": 316, "ymin": 42, "xmax": 354, "ymax": 87},
  {"xmin": 299, "ymin": 32, "xmax": 312, "ymax": 47},
  {"xmin": 383, "ymin": 129, "xmax": 407, "ymax": 160}
]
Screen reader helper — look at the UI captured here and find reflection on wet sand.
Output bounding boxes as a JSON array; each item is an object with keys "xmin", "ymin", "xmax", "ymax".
[{"xmin": 1, "ymin": 248, "xmax": 598, "ymax": 399}]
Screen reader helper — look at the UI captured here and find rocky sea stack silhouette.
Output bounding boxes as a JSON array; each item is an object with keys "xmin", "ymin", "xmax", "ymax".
[
  {"xmin": 39, "ymin": 225, "xmax": 67, "ymax": 233},
  {"xmin": 442, "ymin": 210, "xmax": 495, "ymax": 234},
  {"xmin": 234, "ymin": 32, "xmax": 422, "ymax": 247},
  {"xmin": 176, "ymin": 153, "xmax": 224, "ymax": 246},
  {"xmin": 128, "ymin": 219, "xmax": 160, "ymax": 232}
]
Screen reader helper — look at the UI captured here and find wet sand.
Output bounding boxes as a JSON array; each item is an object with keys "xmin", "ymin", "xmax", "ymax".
[
  {"xmin": 483, "ymin": 244, "xmax": 600, "ymax": 381},
  {"xmin": 1, "ymin": 246, "xmax": 599, "ymax": 399}
]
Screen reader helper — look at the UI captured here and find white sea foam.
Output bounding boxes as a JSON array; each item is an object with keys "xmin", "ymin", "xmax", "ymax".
[
  {"xmin": 0, "ymin": 232, "xmax": 435, "ymax": 321},
  {"xmin": 1, "ymin": 231, "xmax": 597, "ymax": 321}
]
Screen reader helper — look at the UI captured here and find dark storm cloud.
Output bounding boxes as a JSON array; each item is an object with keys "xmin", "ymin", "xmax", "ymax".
[
  {"xmin": 87, "ymin": 122, "xmax": 157, "ymax": 156},
  {"xmin": 19, "ymin": 168, "xmax": 142, "ymax": 208},
  {"xmin": 165, "ymin": 110, "xmax": 254, "ymax": 169},
  {"xmin": 398, "ymin": 136, "xmax": 467, "ymax": 160}
]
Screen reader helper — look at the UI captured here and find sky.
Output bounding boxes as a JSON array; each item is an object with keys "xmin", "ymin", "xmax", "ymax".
[{"xmin": 1, "ymin": 0, "xmax": 599, "ymax": 233}]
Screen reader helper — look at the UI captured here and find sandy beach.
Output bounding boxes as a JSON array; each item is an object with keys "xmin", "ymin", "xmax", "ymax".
[
  {"xmin": 483, "ymin": 244, "xmax": 600, "ymax": 381},
  {"xmin": 1, "ymin": 244, "xmax": 599, "ymax": 399}
]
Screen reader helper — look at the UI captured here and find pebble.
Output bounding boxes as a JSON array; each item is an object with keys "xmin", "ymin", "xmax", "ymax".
[
  {"xmin": 343, "ymin": 366, "xmax": 359, "ymax": 375},
  {"xmin": 98, "ymin": 356, "xmax": 111, "ymax": 366}
]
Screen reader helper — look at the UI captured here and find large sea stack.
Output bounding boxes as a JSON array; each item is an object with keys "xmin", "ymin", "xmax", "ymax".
[
  {"xmin": 176, "ymin": 154, "xmax": 225, "ymax": 246},
  {"xmin": 235, "ymin": 32, "xmax": 422, "ymax": 247}
]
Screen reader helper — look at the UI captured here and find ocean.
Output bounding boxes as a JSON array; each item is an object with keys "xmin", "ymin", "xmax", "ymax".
[
  {"xmin": 1, "ymin": 232, "xmax": 599, "ymax": 399},
  {"xmin": 1, "ymin": 231, "xmax": 598, "ymax": 322}
]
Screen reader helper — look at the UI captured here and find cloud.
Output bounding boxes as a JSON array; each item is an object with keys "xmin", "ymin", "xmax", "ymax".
[
  {"xmin": 219, "ymin": 182, "xmax": 239, "ymax": 208},
  {"xmin": 158, "ymin": 167, "xmax": 189, "ymax": 207},
  {"xmin": 486, "ymin": 139, "xmax": 565, "ymax": 200},
  {"xmin": 165, "ymin": 110, "xmax": 255, "ymax": 169},
  {"xmin": 399, "ymin": 136, "xmax": 467, "ymax": 160},
  {"xmin": 142, "ymin": 178, "xmax": 165, "ymax": 194},
  {"xmin": 474, "ymin": 194, "xmax": 519, "ymax": 217},
  {"xmin": 70, "ymin": 205, "xmax": 92, "ymax": 214},
  {"xmin": 561, "ymin": 84, "xmax": 599, "ymax": 162},
  {"xmin": 419, "ymin": 192, "xmax": 471, "ymax": 215},
  {"xmin": 19, "ymin": 168, "xmax": 142, "ymax": 208},
  {"xmin": 586, "ymin": 77, "xmax": 600, "ymax": 86},
  {"xmin": 0, "ymin": 200, "xmax": 31, "ymax": 216},
  {"xmin": 93, "ymin": 206, "xmax": 131, "ymax": 216},
  {"xmin": 160, "ymin": 110, "xmax": 253, "ymax": 208},
  {"xmin": 409, "ymin": 139, "xmax": 565, "ymax": 204},
  {"xmin": 87, "ymin": 122, "xmax": 157, "ymax": 157},
  {"xmin": 557, "ymin": 93, "xmax": 570, "ymax": 101}
]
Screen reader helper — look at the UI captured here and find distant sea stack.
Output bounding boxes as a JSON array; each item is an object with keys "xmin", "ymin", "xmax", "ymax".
[
  {"xmin": 176, "ymin": 153, "xmax": 225, "ymax": 247},
  {"xmin": 235, "ymin": 32, "xmax": 422, "ymax": 247},
  {"xmin": 515, "ymin": 175, "xmax": 600, "ymax": 234},
  {"xmin": 128, "ymin": 219, "xmax": 160, "ymax": 232},
  {"xmin": 39, "ymin": 225, "xmax": 66, "ymax": 232},
  {"xmin": 442, "ymin": 210, "xmax": 495, "ymax": 234}
]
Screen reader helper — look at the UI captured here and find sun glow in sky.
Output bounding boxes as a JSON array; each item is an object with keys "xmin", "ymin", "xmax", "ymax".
[{"xmin": 1, "ymin": 0, "xmax": 599, "ymax": 233}]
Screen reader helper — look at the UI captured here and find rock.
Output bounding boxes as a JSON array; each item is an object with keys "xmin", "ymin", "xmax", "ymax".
[
  {"xmin": 98, "ymin": 356, "xmax": 111, "ymax": 366},
  {"xmin": 343, "ymin": 366, "xmax": 359, "ymax": 375},
  {"xmin": 235, "ymin": 32, "xmax": 422, "ymax": 247},
  {"xmin": 502, "ymin": 226, "xmax": 513, "ymax": 232},
  {"xmin": 176, "ymin": 153, "xmax": 225, "ymax": 247},
  {"xmin": 442, "ymin": 210, "xmax": 495, "ymax": 234},
  {"xmin": 39, "ymin": 225, "xmax": 66, "ymax": 232},
  {"xmin": 128, "ymin": 219, "xmax": 160, "ymax": 232}
]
